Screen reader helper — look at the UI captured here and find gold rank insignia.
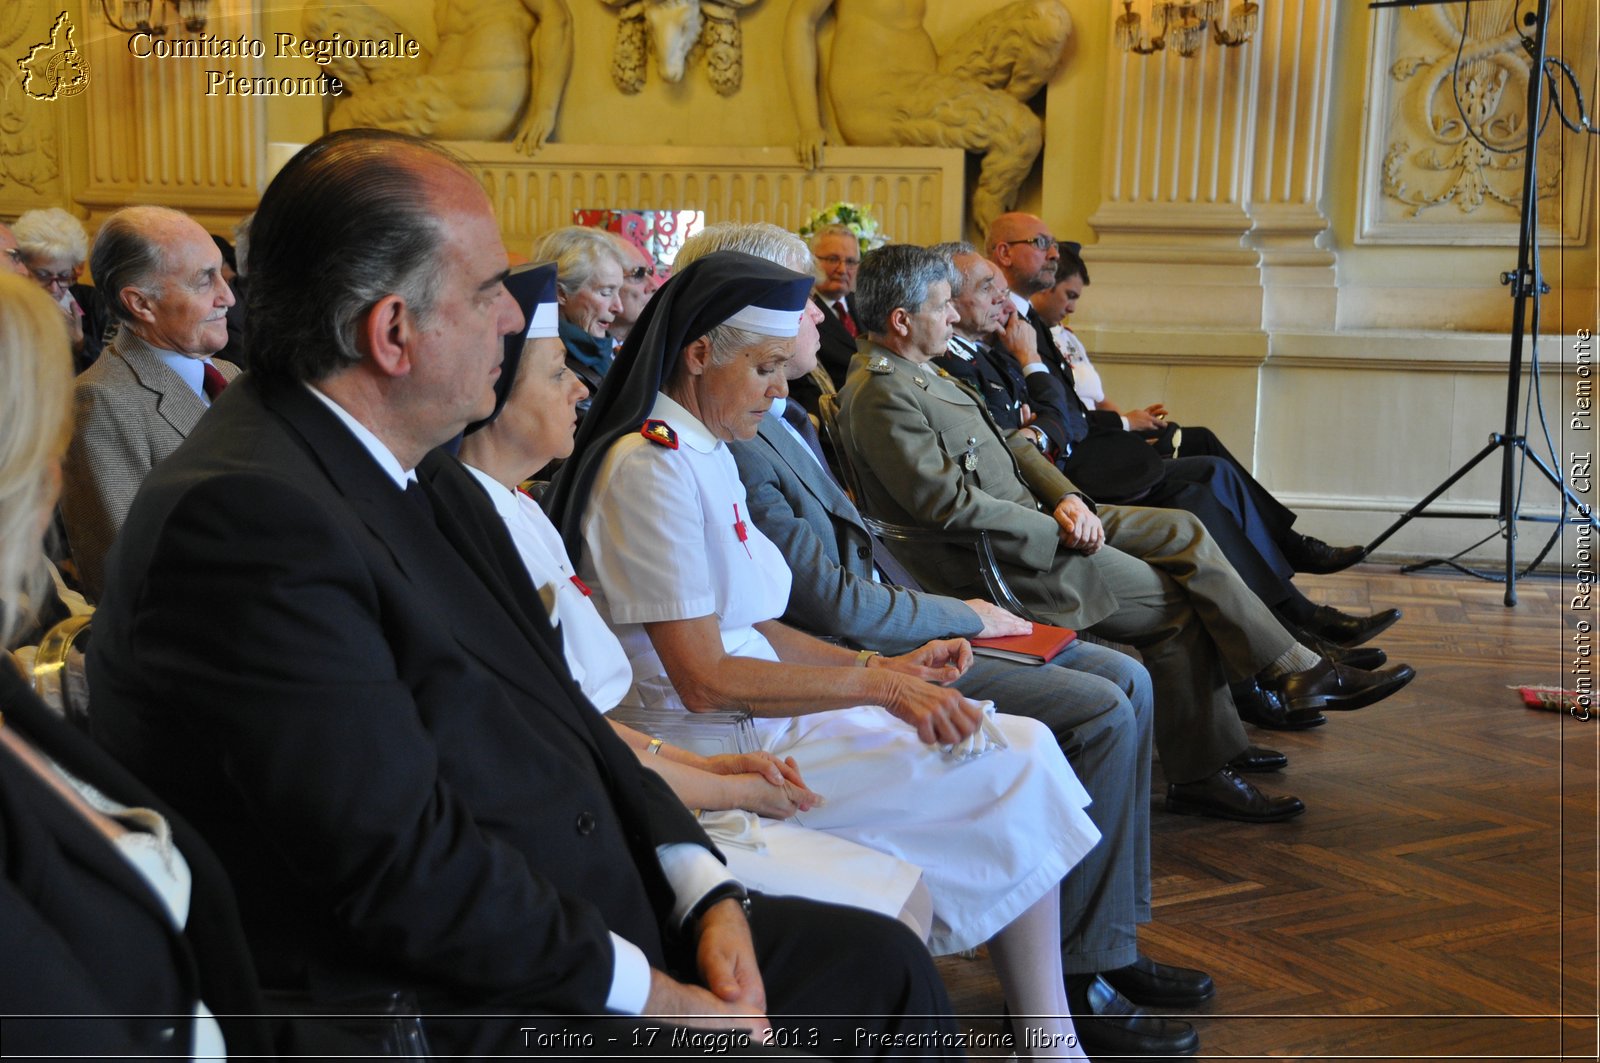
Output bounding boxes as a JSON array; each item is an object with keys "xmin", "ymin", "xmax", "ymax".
[
  {"xmin": 640, "ymin": 420, "xmax": 679, "ymax": 449},
  {"xmin": 867, "ymin": 355, "xmax": 893, "ymax": 375}
]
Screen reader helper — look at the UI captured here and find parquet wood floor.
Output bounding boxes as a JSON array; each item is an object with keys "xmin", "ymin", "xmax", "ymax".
[{"xmin": 936, "ymin": 566, "xmax": 1599, "ymax": 1061}]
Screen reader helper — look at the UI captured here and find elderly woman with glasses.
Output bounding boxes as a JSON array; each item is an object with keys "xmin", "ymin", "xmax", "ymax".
[
  {"xmin": 547, "ymin": 250, "xmax": 1099, "ymax": 1059},
  {"xmin": 12, "ymin": 208, "xmax": 108, "ymax": 373}
]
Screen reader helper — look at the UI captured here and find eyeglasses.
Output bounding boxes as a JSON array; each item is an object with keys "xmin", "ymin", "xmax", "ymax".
[
  {"xmin": 623, "ymin": 265, "xmax": 652, "ymax": 282},
  {"xmin": 1002, "ymin": 235, "xmax": 1058, "ymax": 253},
  {"xmin": 815, "ymin": 255, "xmax": 861, "ymax": 269},
  {"xmin": 30, "ymin": 265, "xmax": 75, "ymax": 287}
]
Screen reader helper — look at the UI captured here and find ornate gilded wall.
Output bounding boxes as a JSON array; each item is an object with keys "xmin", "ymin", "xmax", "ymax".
[{"xmin": 1, "ymin": 0, "xmax": 1594, "ymax": 561}]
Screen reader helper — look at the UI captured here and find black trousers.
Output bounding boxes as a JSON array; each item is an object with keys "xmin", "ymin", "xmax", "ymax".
[
  {"xmin": 427, "ymin": 895, "xmax": 960, "ymax": 1059},
  {"xmin": 1133, "ymin": 450, "xmax": 1305, "ymax": 613}
]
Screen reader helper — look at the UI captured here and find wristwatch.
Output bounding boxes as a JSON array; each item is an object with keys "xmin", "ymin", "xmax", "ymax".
[{"xmin": 688, "ymin": 882, "xmax": 752, "ymax": 927}]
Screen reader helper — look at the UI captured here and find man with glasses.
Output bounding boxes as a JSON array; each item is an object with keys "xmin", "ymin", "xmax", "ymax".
[
  {"xmin": 606, "ymin": 235, "xmax": 661, "ymax": 349},
  {"xmin": 60, "ymin": 206, "xmax": 238, "ymax": 602},
  {"xmin": 806, "ymin": 223, "xmax": 864, "ymax": 390}
]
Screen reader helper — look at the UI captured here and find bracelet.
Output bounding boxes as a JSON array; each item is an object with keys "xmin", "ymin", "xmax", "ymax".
[
  {"xmin": 646, "ymin": 737, "xmax": 664, "ymax": 756},
  {"xmin": 855, "ymin": 649, "xmax": 881, "ymax": 668}
]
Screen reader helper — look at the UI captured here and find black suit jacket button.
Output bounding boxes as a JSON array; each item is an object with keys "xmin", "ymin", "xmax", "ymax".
[
  {"xmin": 856, "ymin": 545, "xmax": 871, "ymax": 560},
  {"xmin": 575, "ymin": 811, "xmax": 598, "ymax": 835}
]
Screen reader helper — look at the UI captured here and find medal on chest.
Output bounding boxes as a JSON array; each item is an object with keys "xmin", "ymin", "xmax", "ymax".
[{"xmin": 963, "ymin": 436, "xmax": 979, "ymax": 472}]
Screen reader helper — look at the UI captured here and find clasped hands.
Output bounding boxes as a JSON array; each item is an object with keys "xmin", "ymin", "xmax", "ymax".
[{"xmin": 1053, "ymin": 494, "xmax": 1105, "ymax": 554}]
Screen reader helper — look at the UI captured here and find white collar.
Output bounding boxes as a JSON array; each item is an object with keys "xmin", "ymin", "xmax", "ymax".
[
  {"xmin": 650, "ymin": 392, "xmax": 720, "ymax": 455},
  {"xmin": 461, "ymin": 462, "xmax": 521, "ymax": 521},
  {"xmin": 947, "ymin": 335, "xmax": 980, "ymax": 360},
  {"xmin": 303, "ymin": 383, "xmax": 415, "ymax": 488},
  {"xmin": 1007, "ymin": 290, "xmax": 1031, "ymax": 318}
]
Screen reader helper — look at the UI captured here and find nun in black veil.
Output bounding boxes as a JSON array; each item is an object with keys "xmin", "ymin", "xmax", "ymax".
[{"xmin": 545, "ymin": 251, "xmax": 1097, "ymax": 1059}]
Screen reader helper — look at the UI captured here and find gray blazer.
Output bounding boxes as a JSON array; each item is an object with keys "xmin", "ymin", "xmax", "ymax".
[
  {"xmin": 60, "ymin": 328, "xmax": 240, "ymax": 601},
  {"xmin": 728, "ymin": 411, "xmax": 981, "ymax": 655}
]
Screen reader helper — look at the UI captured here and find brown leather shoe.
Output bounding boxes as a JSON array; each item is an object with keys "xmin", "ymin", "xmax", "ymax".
[{"xmin": 1166, "ymin": 768, "xmax": 1306, "ymax": 822}]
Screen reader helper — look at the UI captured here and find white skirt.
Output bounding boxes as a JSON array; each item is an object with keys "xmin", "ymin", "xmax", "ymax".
[{"xmin": 754, "ymin": 706, "xmax": 1099, "ymax": 955}]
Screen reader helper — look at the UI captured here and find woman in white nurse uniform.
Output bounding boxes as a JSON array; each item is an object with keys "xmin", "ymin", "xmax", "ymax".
[
  {"xmin": 450, "ymin": 262, "xmax": 931, "ymax": 937},
  {"xmin": 547, "ymin": 251, "xmax": 1098, "ymax": 1059}
]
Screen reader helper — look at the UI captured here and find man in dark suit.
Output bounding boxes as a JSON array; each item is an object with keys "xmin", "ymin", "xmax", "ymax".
[
  {"xmin": 932, "ymin": 242, "xmax": 1077, "ymax": 458},
  {"xmin": 88, "ymin": 129, "xmax": 955, "ymax": 1057},
  {"xmin": 808, "ymin": 224, "xmax": 863, "ymax": 384}
]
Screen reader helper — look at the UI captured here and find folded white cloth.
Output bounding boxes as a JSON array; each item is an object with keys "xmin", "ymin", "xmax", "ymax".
[
  {"xmin": 697, "ymin": 809, "xmax": 767, "ymax": 851},
  {"xmin": 941, "ymin": 699, "xmax": 1009, "ymax": 763}
]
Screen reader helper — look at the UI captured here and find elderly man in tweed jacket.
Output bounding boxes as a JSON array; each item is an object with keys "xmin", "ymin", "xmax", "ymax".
[{"xmin": 61, "ymin": 206, "xmax": 238, "ymax": 601}]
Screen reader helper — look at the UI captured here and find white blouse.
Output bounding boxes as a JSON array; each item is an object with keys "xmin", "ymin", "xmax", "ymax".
[{"xmin": 461, "ymin": 464, "xmax": 634, "ymax": 712}]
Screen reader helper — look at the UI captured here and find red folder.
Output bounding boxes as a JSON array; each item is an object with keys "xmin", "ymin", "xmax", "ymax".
[{"xmin": 970, "ymin": 623, "xmax": 1077, "ymax": 664}]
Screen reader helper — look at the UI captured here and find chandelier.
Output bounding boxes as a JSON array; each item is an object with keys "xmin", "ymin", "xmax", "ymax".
[
  {"xmin": 1114, "ymin": 0, "xmax": 1258, "ymax": 58},
  {"xmin": 100, "ymin": 0, "xmax": 209, "ymax": 35}
]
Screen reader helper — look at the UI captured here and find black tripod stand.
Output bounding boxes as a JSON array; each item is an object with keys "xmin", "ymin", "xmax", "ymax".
[{"xmin": 1364, "ymin": 0, "xmax": 1596, "ymax": 606}]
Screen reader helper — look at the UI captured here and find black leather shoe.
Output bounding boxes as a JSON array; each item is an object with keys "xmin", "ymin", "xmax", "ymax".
[
  {"xmin": 1272, "ymin": 659, "xmax": 1416, "ymax": 713},
  {"xmin": 1232, "ymin": 678, "xmax": 1327, "ymax": 731},
  {"xmin": 1065, "ymin": 973, "xmax": 1200, "ymax": 1057},
  {"xmin": 1284, "ymin": 535, "xmax": 1367, "ymax": 574},
  {"xmin": 1101, "ymin": 954, "xmax": 1217, "ymax": 1009},
  {"xmin": 1166, "ymin": 768, "xmax": 1306, "ymax": 822},
  {"xmin": 1325, "ymin": 644, "xmax": 1388, "ymax": 670},
  {"xmin": 1304, "ymin": 605, "xmax": 1402, "ymax": 647},
  {"xmin": 1228, "ymin": 744, "xmax": 1288, "ymax": 773}
]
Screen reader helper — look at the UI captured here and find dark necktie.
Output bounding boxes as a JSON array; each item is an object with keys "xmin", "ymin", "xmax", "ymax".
[
  {"xmin": 834, "ymin": 300, "xmax": 858, "ymax": 338},
  {"xmin": 780, "ymin": 402, "xmax": 924, "ymax": 592},
  {"xmin": 780, "ymin": 399, "xmax": 831, "ymax": 473},
  {"xmin": 403, "ymin": 479, "xmax": 436, "ymax": 524},
  {"xmin": 201, "ymin": 361, "xmax": 228, "ymax": 401},
  {"xmin": 1025, "ymin": 308, "xmax": 1088, "ymax": 444}
]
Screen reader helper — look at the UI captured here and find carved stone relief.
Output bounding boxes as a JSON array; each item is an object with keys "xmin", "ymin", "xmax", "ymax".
[
  {"xmin": 0, "ymin": 5, "xmax": 62, "ymax": 195},
  {"xmin": 603, "ymin": 0, "xmax": 760, "ymax": 97},
  {"xmin": 303, "ymin": 0, "xmax": 574, "ymax": 154},
  {"xmin": 1358, "ymin": 0, "xmax": 1594, "ymax": 244},
  {"xmin": 786, "ymin": 0, "xmax": 1072, "ymax": 243}
]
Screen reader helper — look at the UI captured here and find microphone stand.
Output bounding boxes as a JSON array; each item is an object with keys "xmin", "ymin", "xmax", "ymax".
[{"xmin": 1362, "ymin": 0, "xmax": 1596, "ymax": 606}]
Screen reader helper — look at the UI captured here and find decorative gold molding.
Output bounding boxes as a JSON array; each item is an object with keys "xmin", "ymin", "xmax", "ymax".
[{"xmin": 1358, "ymin": 1, "xmax": 1595, "ymax": 244}]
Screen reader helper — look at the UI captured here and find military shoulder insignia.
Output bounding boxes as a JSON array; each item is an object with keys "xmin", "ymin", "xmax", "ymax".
[
  {"xmin": 641, "ymin": 420, "xmax": 679, "ymax": 449},
  {"xmin": 867, "ymin": 355, "xmax": 894, "ymax": 375}
]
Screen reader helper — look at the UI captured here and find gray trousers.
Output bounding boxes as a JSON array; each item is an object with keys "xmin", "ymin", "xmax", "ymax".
[{"xmin": 955, "ymin": 638, "xmax": 1153, "ymax": 974}]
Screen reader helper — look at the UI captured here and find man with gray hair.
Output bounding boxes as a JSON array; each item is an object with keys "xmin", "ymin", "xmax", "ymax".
[
  {"xmin": 805, "ymin": 222, "xmax": 864, "ymax": 391},
  {"xmin": 60, "ymin": 205, "xmax": 238, "ymax": 601}
]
